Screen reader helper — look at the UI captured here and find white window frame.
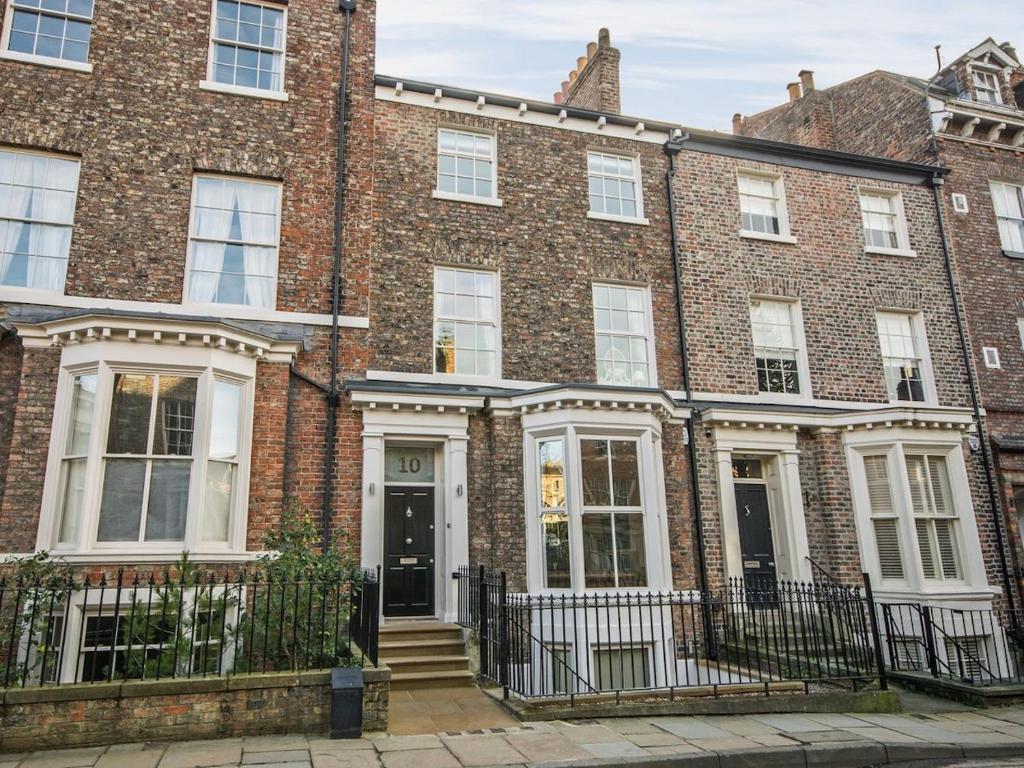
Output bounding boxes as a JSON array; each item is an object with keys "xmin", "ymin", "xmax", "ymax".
[
  {"xmin": 983, "ymin": 346, "xmax": 1002, "ymax": 369},
  {"xmin": 586, "ymin": 151, "xmax": 648, "ymax": 226},
  {"xmin": 592, "ymin": 282, "xmax": 657, "ymax": 388},
  {"xmin": 846, "ymin": 437, "xmax": 990, "ymax": 597},
  {"xmin": 0, "ymin": 146, "xmax": 81, "ymax": 297},
  {"xmin": 859, "ymin": 187, "xmax": 915, "ymax": 257},
  {"xmin": 523, "ymin": 416, "xmax": 671, "ymax": 595},
  {"xmin": 198, "ymin": 0, "xmax": 289, "ymax": 102},
  {"xmin": 183, "ymin": 174, "xmax": 282, "ymax": 312},
  {"xmin": 0, "ymin": 0, "xmax": 94, "ymax": 73},
  {"xmin": 737, "ymin": 169, "xmax": 796, "ymax": 244},
  {"xmin": 432, "ymin": 265, "xmax": 501, "ymax": 379},
  {"xmin": 749, "ymin": 297, "xmax": 813, "ymax": 401},
  {"xmin": 432, "ymin": 127, "xmax": 502, "ymax": 207},
  {"xmin": 990, "ymin": 181, "xmax": 1024, "ymax": 255},
  {"xmin": 37, "ymin": 342, "xmax": 256, "ymax": 558},
  {"xmin": 971, "ymin": 67, "xmax": 1003, "ymax": 105},
  {"xmin": 875, "ymin": 311, "xmax": 937, "ymax": 405}
]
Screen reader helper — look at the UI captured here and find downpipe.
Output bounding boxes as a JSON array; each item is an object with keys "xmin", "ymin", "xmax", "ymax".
[{"xmin": 321, "ymin": 0, "xmax": 357, "ymax": 553}]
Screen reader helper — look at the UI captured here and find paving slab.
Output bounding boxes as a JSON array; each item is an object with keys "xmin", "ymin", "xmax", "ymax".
[
  {"xmin": 579, "ymin": 741, "xmax": 649, "ymax": 760},
  {"xmin": 686, "ymin": 737, "xmax": 760, "ymax": 752},
  {"xmin": 553, "ymin": 724, "xmax": 626, "ymax": 745},
  {"xmin": 95, "ymin": 751, "xmax": 163, "ymax": 768},
  {"xmin": 22, "ymin": 748, "xmax": 106, "ymax": 768},
  {"xmin": 752, "ymin": 714, "xmax": 834, "ymax": 733},
  {"xmin": 749, "ymin": 734, "xmax": 802, "ymax": 747},
  {"xmin": 718, "ymin": 745, "xmax": 807, "ymax": 768},
  {"xmin": 311, "ymin": 751, "xmax": 382, "ymax": 768},
  {"xmin": 377, "ymin": 749, "xmax": 458, "ymax": 768},
  {"xmin": 803, "ymin": 741, "xmax": 887, "ymax": 768},
  {"xmin": 624, "ymin": 732, "xmax": 686, "ymax": 748},
  {"xmin": 652, "ymin": 718, "xmax": 733, "ymax": 740},
  {"xmin": 242, "ymin": 739, "xmax": 309, "ymax": 753},
  {"xmin": 439, "ymin": 736, "xmax": 525, "ymax": 767},
  {"xmin": 804, "ymin": 713, "xmax": 873, "ymax": 729},
  {"xmin": 371, "ymin": 737, "xmax": 443, "ymax": 754},
  {"xmin": 241, "ymin": 752, "xmax": 310, "ymax": 765},
  {"xmin": 158, "ymin": 746, "xmax": 245, "ymax": 768},
  {"xmin": 307, "ymin": 740, "xmax": 375, "ymax": 753},
  {"xmin": 846, "ymin": 726, "xmax": 924, "ymax": 744},
  {"xmin": 705, "ymin": 716, "xmax": 781, "ymax": 737},
  {"xmin": 792, "ymin": 730, "xmax": 867, "ymax": 744},
  {"xmin": 501, "ymin": 733, "xmax": 589, "ymax": 764},
  {"xmin": 596, "ymin": 718, "xmax": 664, "ymax": 736}
]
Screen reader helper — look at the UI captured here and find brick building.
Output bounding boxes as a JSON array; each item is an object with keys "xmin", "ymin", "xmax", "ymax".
[
  {"xmin": 735, "ymin": 38, "xmax": 1024, "ymax": 603},
  {"xmin": 0, "ymin": 0, "xmax": 1015, "ymax": 693}
]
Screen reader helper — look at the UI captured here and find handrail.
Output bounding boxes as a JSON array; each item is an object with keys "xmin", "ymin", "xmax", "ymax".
[
  {"xmin": 503, "ymin": 605, "xmax": 598, "ymax": 696},
  {"xmin": 804, "ymin": 555, "xmax": 848, "ymax": 590}
]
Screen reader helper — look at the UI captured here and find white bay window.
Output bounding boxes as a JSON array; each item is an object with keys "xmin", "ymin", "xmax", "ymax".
[{"xmin": 43, "ymin": 350, "xmax": 254, "ymax": 555}]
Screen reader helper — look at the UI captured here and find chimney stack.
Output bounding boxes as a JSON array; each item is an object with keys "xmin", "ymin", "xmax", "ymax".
[
  {"xmin": 1001, "ymin": 41, "xmax": 1019, "ymax": 62},
  {"xmin": 732, "ymin": 113, "xmax": 744, "ymax": 134},
  {"xmin": 558, "ymin": 27, "xmax": 622, "ymax": 113},
  {"xmin": 787, "ymin": 82, "xmax": 802, "ymax": 102},
  {"xmin": 799, "ymin": 70, "xmax": 815, "ymax": 93}
]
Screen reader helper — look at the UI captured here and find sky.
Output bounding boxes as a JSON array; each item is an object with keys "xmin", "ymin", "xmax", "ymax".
[{"xmin": 376, "ymin": 0, "xmax": 1023, "ymax": 131}]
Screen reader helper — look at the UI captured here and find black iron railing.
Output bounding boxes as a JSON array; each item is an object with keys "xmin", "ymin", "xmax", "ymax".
[
  {"xmin": 0, "ymin": 567, "xmax": 380, "ymax": 689},
  {"xmin": 456, "ymin": 566, "xmax": 885, "ymax": 702},
  {"xmin": 878, "ymin": 602, "xmax": 1024, "ymax": 686}
]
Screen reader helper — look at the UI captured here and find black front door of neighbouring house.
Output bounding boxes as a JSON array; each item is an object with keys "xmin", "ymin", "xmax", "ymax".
[
  {"xmin": 384, "ymin": 488, "xmax": 435, "ymax": 617},
  {"xmin": 734, "ymin": 482, "xmax": 777, "ymax": 587}
]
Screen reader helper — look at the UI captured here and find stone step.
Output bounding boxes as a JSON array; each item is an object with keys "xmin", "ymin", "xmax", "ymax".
[
  {"xmin": 390, "ymin": 669, "xmax": 475, "ymax": 690},
  {"xmin": 378, "ymin": 638, "xmax": 468, "ymax": 658},
  {"xmin": 382, "ymin": 654, "xmax": 471, "ymax": 673},
  {"xmin": 379, "ymin": 622, "xmax": 464, "ymax": 644}
]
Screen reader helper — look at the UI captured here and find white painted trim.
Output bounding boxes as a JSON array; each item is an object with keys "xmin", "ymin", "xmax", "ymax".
[
  {"xmin": 843, "ymin": 428, "xmax": 992, "ymax": 601},
  {"xmin": 198, "ymin": 80, "xmax": 289, "ymax": 102},
  {"xmin": 866, "ymin": 246, "xmax": 917, "ymax": 258},
  {"xmin": 586, "ymin": 149, "xmax": 648, "ymax": 224},
  {"xmin": 858, "ymin": 186, "xmax": 915, "ymax": 255},
  {"xmin": 591, "ymin": 281, "xmax": 659, "ymax": 389},
  {"xmin": 0, "ymin": 287, "xmax": 368, "ymax": 328},
  {"xmin": 874, "ymin": 310, "xmax": 939, "ymax": 407},
  {"xmin": 432, "ymin": 265, "xmax": 502, "ymax": 379},
  {"xmin": 201, "ymin": 0, "xmax": 288, "ymax": 101},
  {"xmin": 737, "ymin": 168, "xmax": 795, "ymax": 241},
  {"xmin": 4, "ymin": 551, "xmax": 268, "ymax": 563},
  {"xmin": 0, "ymin": 48, "xmax": 91, "ymax": 72},
  {"xmin": 377, "ymin": 84, "xmax": 674, "ymax": 146},
  {"xmin": 748, "ymin": 296, "xmax": 813, "ymax": 401},
  {"xmin": 35, "ymin": 341, "xmax": 259, "ymax": 558},
  {"xmin": 432, "ymin": 189, "xmax": 503, "ymax": 207},
  {"xmin": 365, "ymin": 369, "xmax": 545, "ymax": 390}
]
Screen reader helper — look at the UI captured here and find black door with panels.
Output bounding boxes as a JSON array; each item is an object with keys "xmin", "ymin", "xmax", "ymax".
[
  {"xmin": 384, "ymin": 488, "xmax": 435, "ymax": 617},
  {"xmin": 734, "ymin": 483, "xmax": 778, "ymax": 587}
]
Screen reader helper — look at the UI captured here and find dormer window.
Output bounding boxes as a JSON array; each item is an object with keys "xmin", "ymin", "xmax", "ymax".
[{"xmin": 972, "ymin": 70, "xmax": 1003, "ymax": 105}]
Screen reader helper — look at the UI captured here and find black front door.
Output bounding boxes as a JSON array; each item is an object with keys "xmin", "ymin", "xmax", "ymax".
[
  {"xmin": 734, "ymin": 483, "xmax": 777, "ymax": 587},
  {"xmin": 384, "ymin": 488, "xmax": 435, "ymax": 617}
]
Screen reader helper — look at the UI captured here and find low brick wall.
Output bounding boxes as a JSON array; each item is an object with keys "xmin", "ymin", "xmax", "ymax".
[{"xmin": 0, "ymin": 667, "xmax": 390, "ymax": 752}]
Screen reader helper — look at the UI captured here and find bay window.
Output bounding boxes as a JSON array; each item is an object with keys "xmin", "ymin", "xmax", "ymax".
[
  {"xmin": 46, "ymin": 361, "xmax": 251, "ymax": 553},
  {"xmin": 905, "ymin": 454, "xmax": 962, "ymax": 581},
  {"xmin": 533, "ymin": 430, "xmax": 653, "ymax": 592}
]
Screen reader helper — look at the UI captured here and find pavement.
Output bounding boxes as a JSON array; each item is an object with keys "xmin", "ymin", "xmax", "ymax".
[{"xmin": 5, "ymin": 706, "xmax": 1024, "ymax": 768}]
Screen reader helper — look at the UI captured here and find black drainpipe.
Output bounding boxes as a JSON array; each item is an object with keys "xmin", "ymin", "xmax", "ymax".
[
  {"xmin": 662, "ymin": 138, "xmax": 710, "ymax": 599},
  {"xmin": 321, "ymin": 0, "xmax": 357, "ymax": 553},
  {"xmin": 929, "ymin": 174, "xmax": 1017, "ymax": 612}
]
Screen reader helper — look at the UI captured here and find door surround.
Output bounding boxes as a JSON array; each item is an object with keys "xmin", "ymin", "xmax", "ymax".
[
  {"xmin": 712, "ymin": 426, "xmax": 812, "ymax": 584},
  {"xmin": 358, "ymin": 403, "xmax": 473, "ymax": 623}
]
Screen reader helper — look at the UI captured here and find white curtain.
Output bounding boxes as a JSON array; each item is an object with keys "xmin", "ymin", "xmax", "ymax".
[
  {"xmin": 190, "ymin": 179, "xmax": 231, "ymax": 303},
  {"xmin": 238, "ymin": 184, "xmax": 277, "ymax": 309},
  {"xmin": 27, "ymin": 225, "xmax": 70, "ymax": 291},
  {"xmin": 190, "ymin": 242, "xmax": 224, "ymax": 303},
  {"xmin": 243, "ymin": 247, "xmax": 274, "ymax": 308}
]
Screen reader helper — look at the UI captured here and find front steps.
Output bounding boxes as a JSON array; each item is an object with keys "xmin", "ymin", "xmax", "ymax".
[{"xmin": 380, "ymin": 621, "xmax": 474, "ymax": 690}]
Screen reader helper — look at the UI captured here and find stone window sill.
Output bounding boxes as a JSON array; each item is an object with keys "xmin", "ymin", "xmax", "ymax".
[
  {"xmin": 432, "ymin": 189, "xmax": 503, "ymax": 207},
  {"xmin": 0, "ymin": 49, "xmax": 92, "ymax": 73},
  {"xmin": 587, "ymin": 211, "xmax": 650, "ymax": 226},
  {"xmin": 1003, "ymin": 249, "xmax": 1024, "ymax": 260},
  {"xmin": 866, "ymin": 246, "xmax": 917, "ymax": 258},
  {"xmin": 198, "ymin": 80, "xmax": 289, "ymax": 102},
  {"xmin": 740, "ymin": 230, "xmax": 798, "ymax": 245}
]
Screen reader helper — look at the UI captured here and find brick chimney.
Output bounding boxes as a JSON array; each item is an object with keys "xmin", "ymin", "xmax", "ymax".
[
  {"xmin": 560, "ymin": 28, "xmax": 621, "ymax": 113},
  {"xmin": 732, "ymin": 113, "xmax": 744, "ymax": 134},
  {"xmin": 787, "ymin": 82, "xmax": 802, "ymax": 102},
  {"xmin": 799, "ymin": 70, "xmax": 815, "ymax": 93}
]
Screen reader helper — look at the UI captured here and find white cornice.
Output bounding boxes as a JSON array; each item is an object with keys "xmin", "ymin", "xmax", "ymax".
[
  {"xmin": 699, "ymin": 404, "xmax": 976, "ymax": 433},
  {"xmin": 12, "ymin": 313, "xmax": 301, "ymax": 363},
  {"xmin": 376, "ymin": 85, "xmax": 670, "ymax": 145},
  {"xmin": 489, "ymin": 386, "xmax": 690, "ymax": 423}
]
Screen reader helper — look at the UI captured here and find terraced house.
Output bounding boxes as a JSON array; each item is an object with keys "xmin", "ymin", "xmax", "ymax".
[{"xmin": 0, "ymin": 0, "xmax": 1021, "ymax": 733}]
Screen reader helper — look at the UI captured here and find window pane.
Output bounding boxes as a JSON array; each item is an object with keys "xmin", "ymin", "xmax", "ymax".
[
  {"xmin": 106, "ymin": 374, "xmax": 153, "ymax": 454},
  {"xmin": 203, "ymin": 461, "xmax": 233, "ymax": 542},
  {"xmin": 145, "ymin": 460, "xmax": 191, "ymax": 541},
  {"xmin": 610, "ymin": 441, "xmax": 640, "ymax": 506},
  {"xmin": 543, "ymin": 513, "xmax": 571, "ymax": 589},
  {"xmin": 614, "ymin": 514, "xmax": 647, "ymax": 587},
  {"xmin": 65, "ymin": 373, "xmax": 96, "ymax": 454},
  {"xmin": 58, "ymin": 457, "xmax": 87, "ymax": 544},
  {"xmin": 209, "ymin": 380, "xmax": 242, "ymax": 460},
  {"xmin": 97, "ymin": 459, "xmax": 146, "ymax": 541},
  {"xmin": 582, "ymin": 514, "xmax": 615, "ymax": 588},
  {"xmin": 152, "ymin": 376, "xmax": 198, "ymax": 456},
  {"xmin": 539, "ymin": 439, "xmax": 565, "ymax": 508},
  {"xmin": 594, "ymin": 648, "xmax": 649, "ymax": 691},
  {"xmin": 580, "ymin": 440, "xmax": 611, "ymax": 506}
]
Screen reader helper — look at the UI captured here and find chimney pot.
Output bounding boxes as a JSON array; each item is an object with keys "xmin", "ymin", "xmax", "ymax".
[
  {"xmin": 561, "ymin": 80, "xmax": 570, "ymax": 97},
  {"xmin": 1001, "ymin": 42, "xmax": 1019, "ymax": 61},
  {"xmin": 798, "ymin": 70, "xmax": 815, "ymax": 93},
  {"xmin": 569, "ymin": 69, "xmax": 578, "ymax": 83},
  {"xmin": 598, "ymin": 28, "xmax": 611, "ymax": 47},
  {"xmin": 577, "ymin": 56, "xmax": 588, "ymax": 71},
  {"xmin": 787, "ymin": 82, "xmax": 802, "ymax": 102},
  {"xmin": 554, "ymin": 92, "xmax": 564, "ymax": 105},
  {"xmin": 587, "ymin": 41, "xmax": 598, "ymax": 58},
  {"xmin": 732, "ymin": 113, "xmax": 743, "ymax": 134}
]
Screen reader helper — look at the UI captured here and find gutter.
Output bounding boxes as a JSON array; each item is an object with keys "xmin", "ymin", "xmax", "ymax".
[
  {"xmin": 321, "ymin": 0, "xmax": 357, "ymax": 553},
  {"xmin": 662, "ymin": 137, "xmax": 710, "ymax": 599},
  {"xmin": 928, "ymin": 174, "xmax": 1017, "ymax": 613}
]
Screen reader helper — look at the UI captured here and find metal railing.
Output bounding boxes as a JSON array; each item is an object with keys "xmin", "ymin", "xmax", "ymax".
[
  {"xmin": 0, "ymin": 567, "xmax": 380, "ymax": 689},
  {"xmin": 879, "ymin": 602, "xmax": 1024, "ymax": 686},
  {"xmin": 456, "ymin": 566, "xmax": 885, "ymax": 702}
]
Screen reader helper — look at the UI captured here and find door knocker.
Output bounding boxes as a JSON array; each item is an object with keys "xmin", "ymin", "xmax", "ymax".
[{"xmin": 406, "ymin": 506, "xmax": 413, "ymax": 518}]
